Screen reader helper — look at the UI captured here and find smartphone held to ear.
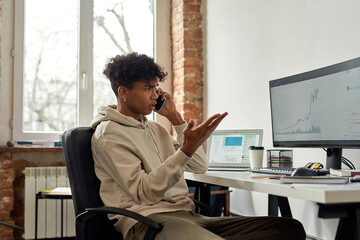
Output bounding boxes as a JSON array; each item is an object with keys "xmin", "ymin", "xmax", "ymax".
[{"xmin": 155, "ymin": 96, "xmax": 166, "ymax": 111}]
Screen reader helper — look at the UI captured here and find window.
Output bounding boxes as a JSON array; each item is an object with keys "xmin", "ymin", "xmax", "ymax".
[
  {"xmin": 93, "ymin": 0, "xmax": 154, "ymax": 114},
  {"xmin": 13, "ymin": 0, "xmax": 167, "ymax": 141}
]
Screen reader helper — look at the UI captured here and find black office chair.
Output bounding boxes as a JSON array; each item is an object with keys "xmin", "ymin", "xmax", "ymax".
[{"xmin": 62, "ymin": 127, "xmax": 163, "ymax": 240}]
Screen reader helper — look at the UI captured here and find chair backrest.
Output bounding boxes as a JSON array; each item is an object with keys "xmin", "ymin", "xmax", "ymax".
[{"xmin": 62, "ymin": 127, "xmax": 122, "ymax": 239}]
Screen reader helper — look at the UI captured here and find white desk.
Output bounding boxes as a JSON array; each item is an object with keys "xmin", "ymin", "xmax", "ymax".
[
  {"xmin": 185, "ymin": 171, "xmax": 360, "ymax": 204},
  {"xmin": 185, "ymin": 171, "xmax": 360, "ymax": 240}
]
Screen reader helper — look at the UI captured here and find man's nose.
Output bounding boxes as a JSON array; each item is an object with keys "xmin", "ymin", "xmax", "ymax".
[{"xmin": 152, "ymin": 89, "xmax": 159, "ymax": 99}]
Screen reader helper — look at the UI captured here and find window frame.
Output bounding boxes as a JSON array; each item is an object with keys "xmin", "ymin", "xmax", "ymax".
[{"xmin": 12, "ymin": 0, "xmax": 171, "ymax": 141}]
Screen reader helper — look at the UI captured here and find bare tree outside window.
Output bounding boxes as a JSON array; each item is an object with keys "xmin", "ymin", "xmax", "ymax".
[
  {"xmin": 23, "ymin": 0, "xmax": 78, "ymax": 132},
  {"xmin": 93, "ymin": 0, "xmax": 154, "ymax": 116}
]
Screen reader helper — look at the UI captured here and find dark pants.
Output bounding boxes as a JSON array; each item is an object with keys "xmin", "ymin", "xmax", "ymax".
[{"xmin": 125, "ymin": 211, "xmax": 306, "ymax": 240}]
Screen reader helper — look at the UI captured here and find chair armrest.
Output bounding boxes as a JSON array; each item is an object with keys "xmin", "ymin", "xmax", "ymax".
[
  {"xmin": 77, "ymin": 206, "xmax": 163, "ymax": 240},
  {"xmin": 81, "ymin": 206, "xmax": 162, "ymax": 230}
]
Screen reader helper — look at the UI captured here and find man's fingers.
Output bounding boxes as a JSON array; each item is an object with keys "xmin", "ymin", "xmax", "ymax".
[
  {"xmin": 181, "ymin": 114, "xmax": 227, "ymax": 156},
  {"xmin": 201, "ymin": 112, "xmax": 228, "ymax": 130},
  {"xmin": 157, "ymin": 88, "xmax": 170, "ymax": 101},
  {"xmin": 161, "ymin": 91, "xmax": 171, "ymax": 101},
  {"xmin": 188, "ymin": 119, "xmax": 195, "ymax": 129},
  {"xmin": 201, "ymin": 113, "xmax": 221, "ymax": 126},
  {"xmin": 208, "ymin": 112, "xmax": 228, "ymax": 128},
  {"xmin": 184, "ymin": 112, "xmax": 227, "ymax": 137},
  {"xmin": 201, "ymin": 113, "xmax": 228, "ymax": 137},
  {"xmin": 183, "ymin": 119, "xmax": 195, "ymax": 135}
]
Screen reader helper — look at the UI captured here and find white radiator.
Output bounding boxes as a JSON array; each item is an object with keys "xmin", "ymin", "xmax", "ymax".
[{"xmin": 24, "ymin": 167, "xmax": 75, "ymax": 239}]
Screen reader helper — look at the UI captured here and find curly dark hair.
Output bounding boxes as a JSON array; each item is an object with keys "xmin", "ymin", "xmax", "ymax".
[{"xmin": 103, "ymin": 52, "xmax": 167, "ymax": 96}]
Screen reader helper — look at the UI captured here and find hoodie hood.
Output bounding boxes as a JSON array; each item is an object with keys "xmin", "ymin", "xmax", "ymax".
[{"xmin": 90, "ymin": 105, "xmax": 148, "ymax": 129}]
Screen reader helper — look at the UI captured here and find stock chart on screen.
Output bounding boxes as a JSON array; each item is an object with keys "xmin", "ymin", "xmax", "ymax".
[{"xmin": 270, "ymin": 66, "xmax": 360, "ymax": 142}]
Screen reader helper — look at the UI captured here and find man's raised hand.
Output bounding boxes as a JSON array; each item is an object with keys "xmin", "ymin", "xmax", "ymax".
[{"xmin": 180, "ymin": 112, "xmax": 228, "ymax": 157}]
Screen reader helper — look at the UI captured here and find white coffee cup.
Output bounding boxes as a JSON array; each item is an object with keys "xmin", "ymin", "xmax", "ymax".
[{"xmin": 249, "ymin": 146, "xmax": 264, "ymax": 169}]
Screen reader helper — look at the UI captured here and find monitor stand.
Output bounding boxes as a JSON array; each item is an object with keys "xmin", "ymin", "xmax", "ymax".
[{"xmin": 326, "ymin": 148, "xmax": 342, "ymax": 169}]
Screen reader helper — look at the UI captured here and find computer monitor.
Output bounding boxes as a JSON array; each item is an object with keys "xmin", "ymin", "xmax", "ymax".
[{"xmin": 269, "ymin": 57, "xmax": 360, "ymax": 169}]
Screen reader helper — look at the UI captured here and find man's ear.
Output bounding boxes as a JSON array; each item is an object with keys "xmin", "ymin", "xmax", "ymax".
[{"xmin": 117, "ymin": 86, "xmax": 128, "ymax": 101}]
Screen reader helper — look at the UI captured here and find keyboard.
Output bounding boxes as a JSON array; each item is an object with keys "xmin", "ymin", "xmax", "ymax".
[{"xmin": 249, "ymin": 167, "xmax": 296, "ymax": 176}]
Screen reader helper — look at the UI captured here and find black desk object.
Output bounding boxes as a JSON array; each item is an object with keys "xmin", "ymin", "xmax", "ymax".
[{"xmin": 35, "ymin": 191, "xmax": 72, "ymax": 240}]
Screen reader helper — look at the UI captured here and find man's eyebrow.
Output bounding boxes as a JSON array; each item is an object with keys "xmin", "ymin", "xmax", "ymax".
[{"xmin": 144, "ymin": 83, "xmax": 159, "ymax": 88}]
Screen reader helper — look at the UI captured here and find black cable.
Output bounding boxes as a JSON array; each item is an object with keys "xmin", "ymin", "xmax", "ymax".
[
  {"xmin": 344, "ymin": 156, "xmax": 355, "ymax": 169},
  {"xmin": 342, "ymin": 160, "xmax": 352, "ymax": 169},
  {"xmin": 342, "ymin": 158, "xmax": 350, "ymax": 168},
  {"xmin": 342, "ymin": 156, "xmax": 355, "ymax": 169}
]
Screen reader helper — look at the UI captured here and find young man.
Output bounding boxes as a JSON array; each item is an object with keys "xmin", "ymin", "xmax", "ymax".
[{"xmin": 90, "ymin": 52, "xmax": 306, "ymax": 240}]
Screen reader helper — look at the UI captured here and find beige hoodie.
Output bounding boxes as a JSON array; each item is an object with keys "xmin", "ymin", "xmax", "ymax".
[{"xmin": 90, "ymin": 106, "xmax": 208, "ymax": 236}]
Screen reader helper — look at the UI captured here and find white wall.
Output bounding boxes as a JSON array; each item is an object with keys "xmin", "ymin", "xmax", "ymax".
[{"xmin": 204, "ymin": 0, "xmax": 360, "ymax": 239}]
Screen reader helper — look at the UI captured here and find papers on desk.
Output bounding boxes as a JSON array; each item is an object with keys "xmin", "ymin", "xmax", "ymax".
[
  {"xmin": 280, "ymin": 176, "xmax": 349, "ymax": 184},
  {"xmin": 290, "ymin": 184, "xmax": 333, "ymax": 188},
  {"xmin": 330, "ymin": 168, "xmax": 360, "ymax": 177},
  {"xmin": 250, "ymin": 175, "xmax": 283, "ymax": 179},
  {"xmin": 42, "ymin": 187, "xmax": 71, "ymax": 195}
]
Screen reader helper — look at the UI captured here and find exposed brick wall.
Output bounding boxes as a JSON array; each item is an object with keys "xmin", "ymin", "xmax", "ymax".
[
  {"xmin": 0, "ymin": 153, "xmax": 15, "ymax": 240},
  {"xmin": 0, "ymin": 150, "xmax": 65, "ymax": 240},
  {"xmin": 171, "ymin": 0, "xmax": 203, "ymax": 124}
]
